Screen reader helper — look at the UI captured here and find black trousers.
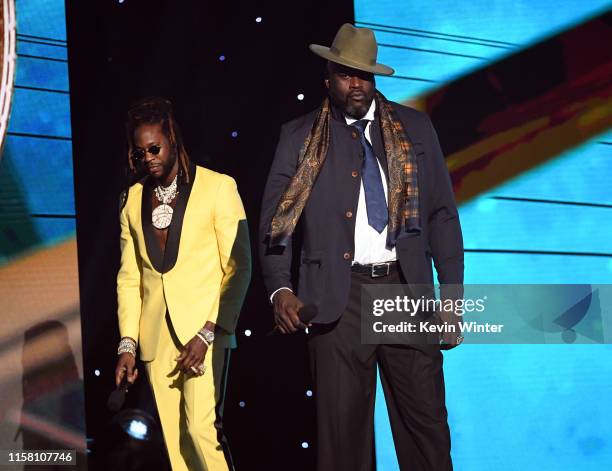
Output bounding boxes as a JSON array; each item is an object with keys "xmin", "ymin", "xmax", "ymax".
[{"xmin": 307, "ymin": 270, "xmax": 452, "ymax": 471}]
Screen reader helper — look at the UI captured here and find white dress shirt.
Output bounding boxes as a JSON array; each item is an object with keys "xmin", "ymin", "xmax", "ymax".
[
  {"xmin": 345, "ymin": 99, "xmax": 397, "ymax": 265},
  {"xmin": 270, "ymin": 99, "xmax": 396, "ymax": 302}
]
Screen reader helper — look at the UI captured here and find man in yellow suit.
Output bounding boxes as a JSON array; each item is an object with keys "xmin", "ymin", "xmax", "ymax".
[{"xmin": 114, "ymin": 97, "xmax": 251, "ymax": 471}]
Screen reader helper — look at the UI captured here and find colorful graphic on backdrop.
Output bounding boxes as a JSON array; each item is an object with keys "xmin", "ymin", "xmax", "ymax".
[{"xmin": 354, "ymin": 1, "xmax": 612, "ymax": 469}]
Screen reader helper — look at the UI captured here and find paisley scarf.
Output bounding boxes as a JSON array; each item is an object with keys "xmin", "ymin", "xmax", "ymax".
[{"xmin": 268, "ymin": 91, "xmax": 421, "ymax": 248}]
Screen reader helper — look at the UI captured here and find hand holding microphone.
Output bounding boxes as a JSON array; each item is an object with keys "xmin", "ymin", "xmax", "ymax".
[
  {"xmin": 107, "ymin": 373, "xmax": 131, "ymax": 412},
  {"xmin": 271, "ymin": 290, "xmax": 317, "ymax": 334},
  {"xmin": 109, "ymin": 352, "xmax": 138, "ymax": 411}
]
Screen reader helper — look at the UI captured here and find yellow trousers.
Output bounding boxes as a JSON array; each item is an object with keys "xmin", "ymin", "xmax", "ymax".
[{"xmin": 145, "ymin": 314, "xmax": 233, "ymax": 470}]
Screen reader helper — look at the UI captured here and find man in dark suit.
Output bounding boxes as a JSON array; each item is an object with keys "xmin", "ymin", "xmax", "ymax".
[{"xmin": 259, "ymin": 24, "xmax": 464, "ymax": 471}]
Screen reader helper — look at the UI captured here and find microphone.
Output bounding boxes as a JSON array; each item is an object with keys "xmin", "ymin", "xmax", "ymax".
[
  {"xmin": 107, "ymin": 374, "xmax": 131, "ymax": 412},
  {"xmin": 268, "ymin": 304, "xmax": 318, "ymax": 336}
]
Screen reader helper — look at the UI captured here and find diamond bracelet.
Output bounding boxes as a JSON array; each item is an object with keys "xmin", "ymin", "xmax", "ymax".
[{"xmin": 118, "ymin": 337, "xmax": 137, "ymax": 357}]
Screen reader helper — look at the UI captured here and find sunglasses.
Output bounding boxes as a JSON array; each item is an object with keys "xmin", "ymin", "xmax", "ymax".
[{"xmin": 131, "ymin": 144, "xmax": 162, "ymax": 162}]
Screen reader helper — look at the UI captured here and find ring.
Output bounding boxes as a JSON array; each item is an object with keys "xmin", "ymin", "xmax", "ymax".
[{"xmin": 190, "ymin": 364, "xmax": 206, "ymax": 376}]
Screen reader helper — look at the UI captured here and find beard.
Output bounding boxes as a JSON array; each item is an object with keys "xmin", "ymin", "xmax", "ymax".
[
  {"xmin": 330, "ymin": 91, "xmax": 373, "ymax": 120},
  {"xmin": 150, "ymin": 151, "xmax": 178, "ymax": 184},
  {"xmin": 344, "ymin": 100, "xmax": 370, "ymax": 119}
]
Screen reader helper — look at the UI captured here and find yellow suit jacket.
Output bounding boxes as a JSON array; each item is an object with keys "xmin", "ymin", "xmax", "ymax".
[{"xmin": 117, "ymin": 163, "xmax": 251, "ymax": 361}]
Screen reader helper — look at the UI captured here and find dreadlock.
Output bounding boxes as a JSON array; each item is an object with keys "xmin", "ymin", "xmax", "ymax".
[{"xmin": 120, "ymin": 96, "xmax": 190, "ymax": 210}]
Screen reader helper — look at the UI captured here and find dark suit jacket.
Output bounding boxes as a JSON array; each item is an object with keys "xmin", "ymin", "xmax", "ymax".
[{"xmin": 259, "ymin": 99, "xmax": 464, "ymax": 324}]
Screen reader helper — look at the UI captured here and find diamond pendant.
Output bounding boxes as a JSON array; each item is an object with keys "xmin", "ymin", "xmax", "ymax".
[{"xmin": 152, "ymin": 204, "xmax": 173, "ymax": 229}]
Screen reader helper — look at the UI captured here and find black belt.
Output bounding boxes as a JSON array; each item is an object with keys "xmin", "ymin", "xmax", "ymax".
[{"xmin": 351, "ymin": 261, "xmax": 398, "ymax": 278}]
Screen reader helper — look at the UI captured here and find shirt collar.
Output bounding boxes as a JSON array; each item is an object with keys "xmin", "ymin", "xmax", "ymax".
[{"xmin": 344, "ymin": 98, "xmax": 376, "ymax": 125}]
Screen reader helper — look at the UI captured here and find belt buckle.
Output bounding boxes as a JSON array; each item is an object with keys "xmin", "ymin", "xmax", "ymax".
[{"xmin": 371, "ymin": 262, "xmax": 390, "ymax": 278}]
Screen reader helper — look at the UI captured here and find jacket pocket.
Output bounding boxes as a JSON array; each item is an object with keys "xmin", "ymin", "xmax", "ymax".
[
  {"xmin": 300, "ymin": 250, "xmax": 323, "ymax": 266},
  {"xmin": 413, "ymin": 141, "xmax": 425, "ymax": 158},
  {"xmin": 298, "ymin": 251, "xmax": 323, "ymax": 302}
]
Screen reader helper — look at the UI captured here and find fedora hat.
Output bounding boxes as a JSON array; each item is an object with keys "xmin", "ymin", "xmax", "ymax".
[{"xmin": 309, "ymin": 23, "xmax": 394, "ymax": 76}]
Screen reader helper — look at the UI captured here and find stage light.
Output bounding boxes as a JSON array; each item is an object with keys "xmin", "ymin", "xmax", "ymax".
[
  {"xmin": 255, "ymin": 17, "xmax": 262, "ymax": 23},
  {"xmin": 101, "ymin": 410, "xmax": 161, "ymax": 467},
  {"xmin": 127, "ymin": 420, "xmax": 148, "ymax": 440},
  {"xmin": 94, "ymin": 369, "xmax": 100, "ymax": 377},
  {"xmin": 118, "ymin": 0, "xmax": 125, "ymax": 4},
  {"xmin": 219, "ymin": 55, "xmax": 226, "ymax": 62},
  {"xmin": 297, "ymin": 93, "xmax": 305, "ymax": 101},
  {"xmin": 244, "ymin": 329, "xmax": 252, "ymax": 337},
  {"xmin": 231, "ymin": 131, "xmax": 238, "ymax": 138},
  {"xmin": 306, "ymin": 390, "xmax": 312, "ymax": 397},
  {"xmin": 113, "ymin": 409, "xmax": 155, "ymax": 442},
  {"xmin": 301, "ymin": 442, "xmax": 309, "ymax": 449},
  {"xmin": 239, "ymin": 401, "xmax": 246, "ymax": 408}
]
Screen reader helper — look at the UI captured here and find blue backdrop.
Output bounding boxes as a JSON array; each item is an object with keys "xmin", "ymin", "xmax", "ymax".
[
  {"xmin": 353, "ymin": 1, "xmax": 612, "ymax": 469},
  {"xmin": 0, "ymin": 0, "xmax": 73, "ymax": 263}
]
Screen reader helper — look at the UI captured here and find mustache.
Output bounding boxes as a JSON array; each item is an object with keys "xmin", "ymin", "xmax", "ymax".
[{"xmin": 348, "ymin": 91, "xmax": 366, "ymax": 99}]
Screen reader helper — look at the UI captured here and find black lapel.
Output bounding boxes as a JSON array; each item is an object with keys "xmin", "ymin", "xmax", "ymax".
[
  {"xmin": 162, "ymin": 162, "xmax": 197, "ymax": 273},
  {"xmin": 141, "ymin": 177, "xmax": 164, "ymax": 273}
]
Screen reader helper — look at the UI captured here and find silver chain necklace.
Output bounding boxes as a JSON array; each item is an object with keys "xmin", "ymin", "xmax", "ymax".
[{"xmin": 152, "ymin": 174, "xmax": 178, "ymax": 229}]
